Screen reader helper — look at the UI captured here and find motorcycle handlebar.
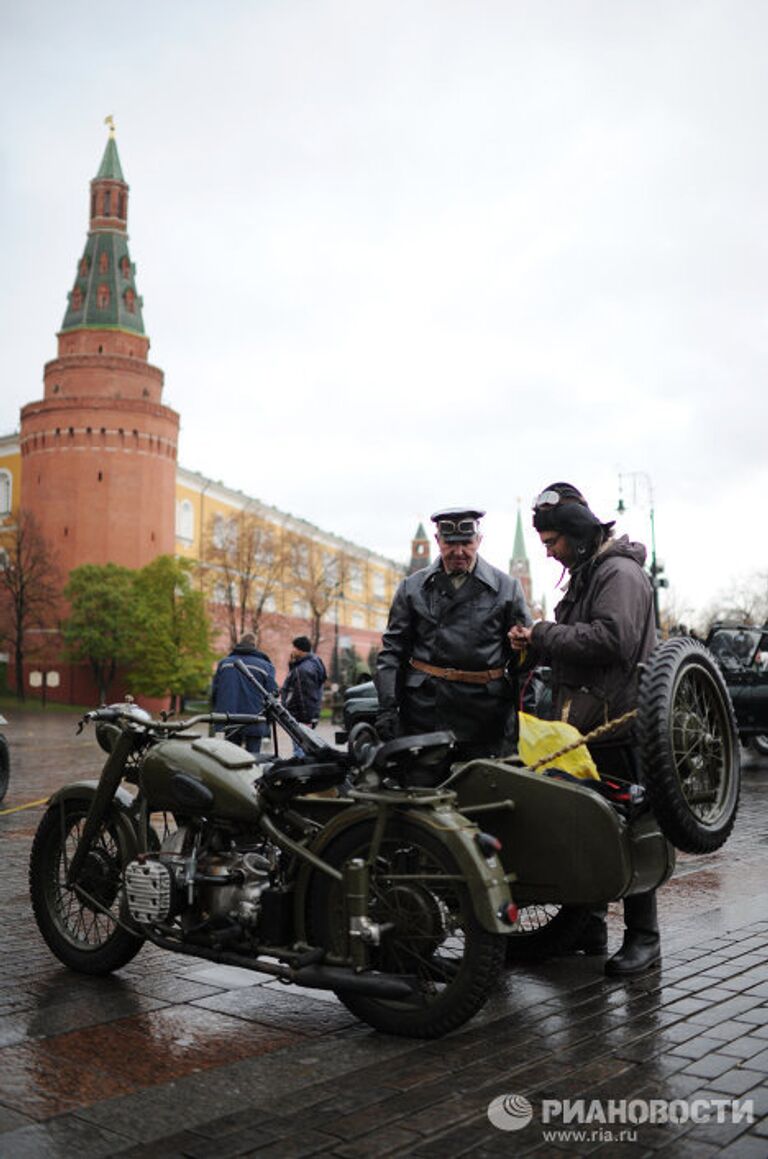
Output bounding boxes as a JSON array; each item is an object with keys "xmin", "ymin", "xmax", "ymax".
[{"xmin": 79, "ymin": 706, "xmax": 266, "ymax": 733}]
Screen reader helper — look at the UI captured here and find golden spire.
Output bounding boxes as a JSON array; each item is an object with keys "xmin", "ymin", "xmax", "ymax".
[{"xmin": 104, "ymin": 114, "xmax": 116, "ymax": 137}]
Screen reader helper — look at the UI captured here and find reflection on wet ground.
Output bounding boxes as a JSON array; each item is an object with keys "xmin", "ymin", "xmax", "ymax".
[{"xmin": 0, "ymin": 707, "xmax": 766, "ymax": 1155}]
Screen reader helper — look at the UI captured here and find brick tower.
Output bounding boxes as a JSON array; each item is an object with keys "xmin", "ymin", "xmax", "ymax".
[
  {"xmin": 20, "ymin": 123, "xmax": 179, "ymax": 575},
  {"xmin": 407, "ymin": 522, "xmax": 431, "ymax": 574}
]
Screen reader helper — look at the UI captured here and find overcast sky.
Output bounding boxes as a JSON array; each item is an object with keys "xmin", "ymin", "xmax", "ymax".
[{"xmin": 2, "ymin": 0, "xmax": 767, "ymax": 624}]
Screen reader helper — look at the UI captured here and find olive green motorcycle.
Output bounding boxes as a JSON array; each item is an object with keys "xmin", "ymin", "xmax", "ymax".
[{"xmin": 28, "ymin": 674, "xmax": 516, "ymax": 1039}]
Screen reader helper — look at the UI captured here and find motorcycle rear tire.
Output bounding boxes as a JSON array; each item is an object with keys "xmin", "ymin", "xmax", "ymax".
[
  {"xmin": 638, "ymin": 638, "xmax": 740, "ymax": 853},
  {"xmin": 29, "ymin": 800, "xmax": 144, "ymax": 974},
  {"xmin": 307, "ymin": 817, "xmax": 506, "ymax": 1039}
]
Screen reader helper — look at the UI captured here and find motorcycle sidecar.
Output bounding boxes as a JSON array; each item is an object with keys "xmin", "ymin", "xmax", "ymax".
[{"xmin": 322, "ymin": 637, "xmax": 741, "ymax": 956}]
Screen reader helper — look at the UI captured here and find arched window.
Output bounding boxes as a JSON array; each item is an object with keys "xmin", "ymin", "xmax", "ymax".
[
  {"xmin": 124, "ymin": 288, "xmax": 135, "ymax": 313},
  {"xmin": 0, "ymin": 470, "xmax": 12, "ymax": 514},
  {"xmin": 99, "ymin": 252, "xmax": 109, "ymax": 273},
  {"xmin": 97, "ymin": 284, "xmax": 110, "ymax": 309},
  {"xmin": 120, "ymin": 256, "xmax": 131, "ymax": 279},
  {"xmin": 71, "ymin": 287, "xmax": 83, "ymax": 310},
  {"xmin": 176, "ymin": 499, "xmax": 194, "ymax": 542},
  {"xmin": 103, "ymin": 190, "xmax": 111, "ymax": 216}
]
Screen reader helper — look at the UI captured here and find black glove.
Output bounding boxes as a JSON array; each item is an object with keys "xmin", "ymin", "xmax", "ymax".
[{"xmin": 375, "ymin": 708, "xmax": 400, "ymax": 742}]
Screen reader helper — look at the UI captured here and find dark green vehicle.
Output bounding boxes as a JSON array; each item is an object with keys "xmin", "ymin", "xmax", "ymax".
[{"xmin": 28, "ymin": 639, "xmax": 740, "ymax": 1036}]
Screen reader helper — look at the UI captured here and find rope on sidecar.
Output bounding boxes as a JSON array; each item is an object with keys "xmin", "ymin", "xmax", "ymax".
[
  {"xmin": 508, "ymin": 708, "xmax": 639, "ymax": 773},
  {"xmin": 0, "ymin": 797, "xmax": 50, "ymax": 816}
]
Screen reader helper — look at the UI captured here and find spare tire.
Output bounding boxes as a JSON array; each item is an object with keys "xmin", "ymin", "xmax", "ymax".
[{"xmin": 638, "ymin": 638, "xmax": 740, "ymax": 853}]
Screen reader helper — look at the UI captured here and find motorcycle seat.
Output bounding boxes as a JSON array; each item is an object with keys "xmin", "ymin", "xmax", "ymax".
[{"xmin": 260, "ymin": 759, "xmax": 349, "ymax": 799}]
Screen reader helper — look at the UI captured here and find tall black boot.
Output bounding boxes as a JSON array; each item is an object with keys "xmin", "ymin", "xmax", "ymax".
[
  {"xmin": 571, "ymin": 907, "xmax": 608, "ymax": 955},
  {"xmin": 605, "ymin": 891, "xmax": 660, "ymax": 976}
]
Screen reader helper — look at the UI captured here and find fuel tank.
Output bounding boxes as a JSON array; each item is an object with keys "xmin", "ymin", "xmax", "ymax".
[{"xmin": 140, "ymin": 736, "xmax": 262, "ymax": 821}]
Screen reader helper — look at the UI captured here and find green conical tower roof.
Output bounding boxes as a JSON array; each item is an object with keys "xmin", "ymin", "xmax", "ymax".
[
  {"xmin": 414, "ymin": 522, "xmax": 427, "ymax": 539},
  {"xmin": 511, "ymin": 507, "xmax": 528, "ymax": 563},
  {"xmin": 95, "ymin": 135, "xmax": 125, "ymax": 181},
  {"xmin": 60, "ymin": 126, "xmax": 145, "ymax": 337}
]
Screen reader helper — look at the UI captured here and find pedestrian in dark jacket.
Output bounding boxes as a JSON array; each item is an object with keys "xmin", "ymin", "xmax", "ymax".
[
  {"xmin": 509, "ymin": 482, "xmax": 660, "ymax": 977},
  {"xmin": 211, "ymin": 634, "xmax": 278, "ymax": 755},
  {"xmin": 281, "ymin": 636, "xmax": 327, "ymax": 725},
  {"xmin": 376, "ymin": 506, "xmax": 531, "ymax": 759}
]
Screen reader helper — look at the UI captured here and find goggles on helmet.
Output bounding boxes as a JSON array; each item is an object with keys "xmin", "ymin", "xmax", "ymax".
[{"xmin": 532, "ymin": 490, "xmax": 563, "ymax": 510}]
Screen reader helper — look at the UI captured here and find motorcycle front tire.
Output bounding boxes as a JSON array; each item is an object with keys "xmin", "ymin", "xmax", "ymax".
[
  {"xmin": 307, "ymin": 817, "xmax": 506, "ymax": 1039},
  {"xmin": 29, "ymin": 799, "xmax": 144, "ymax": 974}
]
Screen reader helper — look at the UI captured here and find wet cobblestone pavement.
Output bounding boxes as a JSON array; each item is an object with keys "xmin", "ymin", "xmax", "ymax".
[{"xmin": 0, "ymin": 706, "xmax": 766, "ymax": 1157}]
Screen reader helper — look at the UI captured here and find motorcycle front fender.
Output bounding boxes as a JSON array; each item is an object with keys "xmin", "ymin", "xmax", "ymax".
[
  {"xmin": 45, "ymin": 781, "xmax": 140, "ymax": 862},
  {"xmin": 294, "ymin": 800, "xmax": 514, "ymax": 937}
]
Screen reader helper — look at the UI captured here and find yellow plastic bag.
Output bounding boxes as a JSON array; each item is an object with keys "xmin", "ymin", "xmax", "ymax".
[{"xmin": 518, "ymin": 712, "xmax": 600, "ymax": 780}]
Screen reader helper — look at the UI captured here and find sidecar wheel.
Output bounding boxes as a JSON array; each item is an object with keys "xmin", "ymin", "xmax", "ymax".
[
  {"xmin": 0, "ymin": 734, "xmax": 9, "ymax": 804},
  {"xmin": 504, "ymin": 904, "xmax": 592, "ymax": 962},
  {"xmin": 307, "ymin": 819, "xmax": 506, "ymax": 1039},
  {"xmin": 638, "ymin": 638, "xmax": 740, "ymax": 854},
  {"xmin": 29, "ymin": 801, "xmax": 144, "ymax": 974}
]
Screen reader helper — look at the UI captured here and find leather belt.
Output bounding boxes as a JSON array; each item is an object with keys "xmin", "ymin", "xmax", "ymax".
[{"xmin": 409, "ymin": 658, "xmax": 505, "ymax": 685}]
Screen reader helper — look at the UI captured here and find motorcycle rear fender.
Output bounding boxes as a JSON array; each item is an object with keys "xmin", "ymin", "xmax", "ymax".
[
  {"xmin": 295, "ymin": 801, "xmax": 514, "ymax": 937},
  {"xmin": 45, "ymin": 781, "xmax": 140, "ymax": 860}
]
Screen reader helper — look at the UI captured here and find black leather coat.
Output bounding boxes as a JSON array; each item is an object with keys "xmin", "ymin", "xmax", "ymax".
[{"xmin": 376, "ymin": 556, "xmax": 531, "ymax": 750}]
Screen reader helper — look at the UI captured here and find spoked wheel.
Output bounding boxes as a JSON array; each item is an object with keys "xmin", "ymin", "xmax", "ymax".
[
  {"xmin": 638, "ymin": 639, "xmax": 740, "ymax": 853},
  {"xmin": 29, "ymin": 800, "xmax": 144, "ymax": 973},
  {"xmin": 0, "ymin": 734, "xmax": 8, "ymax": 804},
  {"xmin": 308, "ymin": 819, "xmax": 506, "ymax": 1038},
  {"xmin": 505, "ymin": 904, "xmax": 592, "ymax": 962}
]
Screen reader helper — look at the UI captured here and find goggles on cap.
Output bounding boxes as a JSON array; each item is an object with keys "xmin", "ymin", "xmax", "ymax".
[{"xmin": 436, "ymin": 518, "xmax": 478, "ymax": 537}]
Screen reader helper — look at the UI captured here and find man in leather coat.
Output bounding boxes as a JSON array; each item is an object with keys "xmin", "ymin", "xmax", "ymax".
[
  {"xmin": 509, "ymin": 482, "xmax": 660, "ymax": 977},
  {"xmin": 376, "ymin": 507, "xmax": 531, "ymax": 759}
]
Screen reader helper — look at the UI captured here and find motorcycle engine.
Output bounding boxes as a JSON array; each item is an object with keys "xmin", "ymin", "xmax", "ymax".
[{"xmin": 124, "ymin": 826, "xmax": 276, "ymax": 931}]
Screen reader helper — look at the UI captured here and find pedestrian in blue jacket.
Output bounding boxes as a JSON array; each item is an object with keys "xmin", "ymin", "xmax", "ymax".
[{"xmin": 211, "ymin": 634, "xmax": 278, "ymax": 755}]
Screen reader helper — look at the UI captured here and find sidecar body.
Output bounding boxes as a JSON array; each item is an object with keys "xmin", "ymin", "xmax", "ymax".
[{"xmin": 445, "ymin": 758, "xmax": 674, "ymax": 904}]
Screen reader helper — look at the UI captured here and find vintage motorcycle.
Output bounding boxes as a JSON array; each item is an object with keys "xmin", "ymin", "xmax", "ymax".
[
  {"xmin": 29, "ymin": 637, "xmax": 740, "ymax": 1035},
  {"xmin": 29, "ymin": 670, "xmax": 515, "ymax": 1039}
]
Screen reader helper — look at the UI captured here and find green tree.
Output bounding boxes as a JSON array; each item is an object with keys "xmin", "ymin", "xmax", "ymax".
[
  {"xmin": 62, "ymin": 563, "xmax": 139, "ymax": 702},
  {"xmin": 130, "ymin": 556, "xmax": 214, "ymax": 710}
]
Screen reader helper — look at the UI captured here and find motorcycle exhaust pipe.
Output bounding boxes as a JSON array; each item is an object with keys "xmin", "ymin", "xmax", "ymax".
[
  {"xmin": 143, "ymin": 929, "xmax": 417, "ymax": 999},
  {"xmin": 293, "ymin": 963, "xmax": 417, "ymax": 999}
]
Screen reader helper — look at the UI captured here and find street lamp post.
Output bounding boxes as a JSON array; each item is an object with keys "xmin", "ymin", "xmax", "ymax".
[{"xmin": 616, "ymin": 472, "xmax": 667, "ymax": 632}]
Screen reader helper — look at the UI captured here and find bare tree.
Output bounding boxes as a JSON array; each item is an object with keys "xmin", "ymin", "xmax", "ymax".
[
  {"xmin": 287, "ymin": 538, "xmax": 352, "ymax": 651},
  {"xmin": 202, "ymin": 510, "xmax": 286, "ymax": 648},
  {"xmin": 0, "ymin": 510, "xmax": 62, "ymax": 700},
  {"xmin": 696, "ymin": 570, "xmax": 768, "ymax": 634}
]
